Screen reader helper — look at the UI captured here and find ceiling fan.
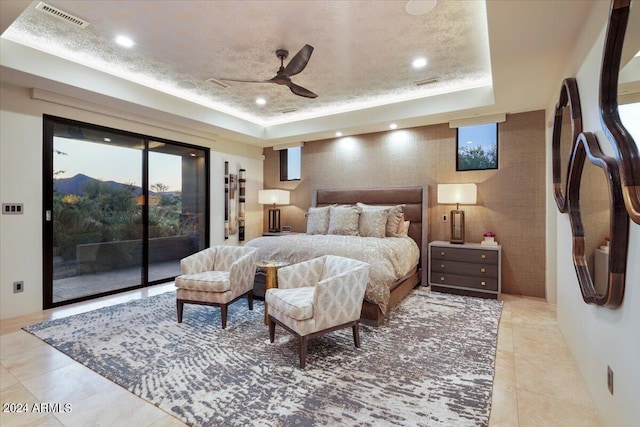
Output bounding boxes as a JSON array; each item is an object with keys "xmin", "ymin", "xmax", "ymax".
[{"xmin": 219, "ymin": 44, "xmax": 317, "ymax": 99}]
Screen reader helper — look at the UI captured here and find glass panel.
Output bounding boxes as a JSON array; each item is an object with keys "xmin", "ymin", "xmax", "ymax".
[
  {"xmin": 52, "ymin": 124, "xmax": 144, "ymax": 303},
  {"xmin": 287, "ymin": 147, "xmax": 301, "ymax": 180},
  {"xmin": 456, "ymin": 123, "xmax": 498, "ymax": 171},
  {"xmin": 148, "ymin": 142, "xmax": 207, "ymax": 282}
]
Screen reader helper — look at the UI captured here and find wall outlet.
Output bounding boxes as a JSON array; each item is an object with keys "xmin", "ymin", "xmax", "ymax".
[
  {"xmin": 607, "ymin": 365, "xmax": 614, "ymax": 395},
  {"xmin": 13, "ymin": 281, "xmax": 24, "ymax": 293},
  {"xmin": 441, "ymin": 214, "xmax": 448, "ymax": 223}
]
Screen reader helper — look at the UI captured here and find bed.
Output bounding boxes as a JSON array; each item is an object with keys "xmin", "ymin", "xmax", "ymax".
[{"xmin": 247, "ymin": 186, "xmax": 427, "ymax": 326}]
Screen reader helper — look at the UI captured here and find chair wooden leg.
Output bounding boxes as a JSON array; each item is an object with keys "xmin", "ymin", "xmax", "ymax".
[
  {"xmin": 177, "ymin": 299, "xmax": 184, "ymax": 323},
  {"xmin": 269, "ymin": 317, "xmax": 276, "ymax": 343},
  {"xmin": 299, "ymin": 336, "xmax": 308, "ymax": 369},
  {"xmin": 353, "ymin": 321, "xmax": 361, "ymax": 348},
  {"xmin": 247, "ymin": 291, "xmax": 254, "ymax": 311},
  {"xmin": 220, "ymin": 304, "xmax": 228, "ymax": 329}
]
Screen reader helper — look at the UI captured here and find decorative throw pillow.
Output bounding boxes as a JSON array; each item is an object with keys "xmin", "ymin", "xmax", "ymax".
[
  {"xmin": 357, "ymin": 203, "xmax": 405, "ymax": 237},
  {"xmin": 397, "ymin": 220, "xmax": 410, "ymax": 237},
  {"xmin": 327, "ymin": 205, "xmax": 362, "ymax": 236},
  {"xmin": 385, "ymin": 206, "xmax": 405, "ymax": 237},
  {"xmin": 359, "ymin": 208, "xmax": 388, "ymax": 238},
  {"xmin": 306, "ymin": 206, "xmax": 331, "ymax": 234}
]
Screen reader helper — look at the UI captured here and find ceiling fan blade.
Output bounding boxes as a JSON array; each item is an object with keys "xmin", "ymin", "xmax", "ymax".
[
  {"xmin": 283, "ymin": 44, "xmax": 314, "ymax": 77},
  {"xmin": 217, "ymin": 78, "xmax": 271, "ymax": 83},
  {"xmin": 287, "ymin": 82, "xmax": 317, "ymax": 98}
]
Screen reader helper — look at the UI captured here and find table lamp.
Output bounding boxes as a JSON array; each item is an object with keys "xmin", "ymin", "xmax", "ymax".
[
  {"xmin": 258, "ymin": 189, "xmax": 290, "ymax": 232},
  {"xmin": 437, "ymin": 183, "xmax": 477, "ymax": 244}
]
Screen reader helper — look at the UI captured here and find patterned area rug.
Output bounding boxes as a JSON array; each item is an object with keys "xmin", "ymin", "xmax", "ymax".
[{"xmin": 25, "ymin": 288, "xmax": 503, "ymax": 427}]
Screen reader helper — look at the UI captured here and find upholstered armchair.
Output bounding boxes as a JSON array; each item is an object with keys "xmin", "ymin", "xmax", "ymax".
[
  {"xmin": 265, "ymin": 255, "xmax": 370, "ymax": 368},
  {"xmin": 175, "ymin": 245, "xmax": 258, "ymax": 329}
]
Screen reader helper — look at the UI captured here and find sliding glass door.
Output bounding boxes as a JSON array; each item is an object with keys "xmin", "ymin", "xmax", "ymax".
[
  {"xmin": 148, "ymin": 141, "xmax": 207, "ymax": 282},
  {"xmin": 43, "ymin": 116, "xmax": 209, "ymax": 308}
]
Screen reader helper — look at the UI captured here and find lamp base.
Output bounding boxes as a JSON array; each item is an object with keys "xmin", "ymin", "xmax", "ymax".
[
  {"xmin": 450, "ymin": 209, "xmax": 465, "ymax": 244},
  {"xmin": 268, "ymin": 208, "xmax": 281, "ymax": 233}
]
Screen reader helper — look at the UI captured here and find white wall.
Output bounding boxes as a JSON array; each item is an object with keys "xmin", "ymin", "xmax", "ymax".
[
  {"xmin": 551, "ymin": 6, "xmax": 640, "ymax": 427},
  {"xmin": 0, "ymin": 82, "xmax": 264, "ymax": 320}
]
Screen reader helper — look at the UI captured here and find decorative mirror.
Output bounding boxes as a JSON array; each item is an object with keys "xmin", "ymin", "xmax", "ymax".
[
  {"xmin": 566, "ymin": 132, "xmax": 629, "ymax": 307},
  {"xmin": 600, "ymin": 0, "xmax": 640, "ymax": 224},
  {"xmin": 552, "ymin": 78, "xmax": 583, "ymax": 213}
]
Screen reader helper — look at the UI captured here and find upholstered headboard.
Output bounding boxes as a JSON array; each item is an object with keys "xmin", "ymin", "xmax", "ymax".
[{"xmin": 315, "ymin": 186, "xmax": 428, "ymax": 284}]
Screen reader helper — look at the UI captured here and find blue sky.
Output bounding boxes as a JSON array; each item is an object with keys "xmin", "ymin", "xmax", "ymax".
[{"xmin": 54, "ymin": 137, "xmax": 182, "ymax": 191}]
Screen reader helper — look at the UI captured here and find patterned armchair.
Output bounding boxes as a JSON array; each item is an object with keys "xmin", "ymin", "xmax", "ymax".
[
  {"xmin": 175, "ymin": 245, "xmax": 258, "ymax": 329},
  {"xmin": 265, "ymin": 255, "xmax": 370, "ymax": 368}
]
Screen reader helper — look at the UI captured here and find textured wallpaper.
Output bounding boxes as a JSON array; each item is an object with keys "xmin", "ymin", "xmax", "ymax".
[{"xmin": 263, "ymin": 110, "xmax": 546, "ymax": 297}]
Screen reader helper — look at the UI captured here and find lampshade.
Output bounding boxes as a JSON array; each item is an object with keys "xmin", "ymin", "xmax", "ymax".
[
  {"xmin": 258, "ymin": 189, "xmax": 290, "ymax": 205},
  {"xmin": 437, "ymin": 183, "xmax": 477, "ymax": 205}
]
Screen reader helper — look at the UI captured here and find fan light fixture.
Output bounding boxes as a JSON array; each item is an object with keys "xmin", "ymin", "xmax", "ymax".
[
  {"xmin": 259, "ymin": 189, "xmax": 290, "ymax": 232},
  {"xmin": 437, "ymin": 183, "xmax": 477, "ymax": 244}
]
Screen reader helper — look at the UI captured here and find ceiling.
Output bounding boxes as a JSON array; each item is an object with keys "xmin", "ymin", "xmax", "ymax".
[{"xmin": 0, "ymin": 1, "xmax": 599, "ymax": 147}]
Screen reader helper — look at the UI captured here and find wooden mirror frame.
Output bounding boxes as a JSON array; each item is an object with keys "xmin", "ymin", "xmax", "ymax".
[
  {"xmin": 600, "ymin": 0, "xmax": 640, "ymax": 224},
  {"xmin": 567, "ymin": 132, "xmax": 629, "ymax": 308},
  {"xmin": 552, "ymin": 78, "xmax": 583, "ymax": 213}
]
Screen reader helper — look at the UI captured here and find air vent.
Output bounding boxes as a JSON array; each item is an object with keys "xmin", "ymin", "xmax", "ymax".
[
  {"xmin": 206, "ymin": 78, "xmax": 230, "ymax": 89},
  {"xmin": 414, "ymin": 77, "xmax": 439, "ymax": 87},
  {"xmin": 279, "ymin": 108, "xmax": 298, "ymax": 114},
  {"xmin": 35, "ymin": 2, "xmax": 90, "ymax": 28}
]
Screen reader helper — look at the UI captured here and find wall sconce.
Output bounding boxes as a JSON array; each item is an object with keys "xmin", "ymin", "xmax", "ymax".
[
  {"xmin": 437, "ymin": 183, "xmax": 477, "ymax": 244},
  {"xmin": 258, "ymin": 189, "xmax": 290, "ymax": 232}
]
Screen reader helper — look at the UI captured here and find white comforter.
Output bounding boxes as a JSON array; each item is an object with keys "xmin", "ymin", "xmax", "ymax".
[{"xmin": 246, "ymin": 234, "xmax": 420, "ymax": 313}]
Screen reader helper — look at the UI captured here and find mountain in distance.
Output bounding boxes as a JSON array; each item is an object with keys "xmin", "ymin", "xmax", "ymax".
[{"xmin": 54, "ymin": 173, "xmax": 146, "ymax": 196}]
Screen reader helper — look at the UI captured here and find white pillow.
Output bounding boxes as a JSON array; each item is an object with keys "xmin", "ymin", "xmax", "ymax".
[
  {"xmin": 359, "ymin": 208, "xmax": 388, "ymax": 238},
  {"xmin": 357, "ymin": 203, "xmax": 404, "ymax": 237},
  {"xmin": 397, "ymin": 220, "xmax": 411, "ymax": 237},
  {"xmin": 327, "ymin": 205, "xmax": 362, "ymax": 236},
  {"xmin": 306, "ymin": 206, "xmax": 331, "ymax": 234}
]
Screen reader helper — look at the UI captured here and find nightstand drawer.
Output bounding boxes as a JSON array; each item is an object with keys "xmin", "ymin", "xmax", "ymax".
[
  {"xmin": 431, "ymin": 246, "xmax": 498, "ymax": 264},
  {"xmin": 431, "ymin": 272, "xmax": 499, "ymax": 292},
  {"xmin": 431, "ymin": 260, "xmax": 498, "ymax": 278}
]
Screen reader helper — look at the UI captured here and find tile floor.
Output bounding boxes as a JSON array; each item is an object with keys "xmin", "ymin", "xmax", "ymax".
[{"xmin": 0, "ymin": 285, "xmax": 602, "ymax": 427}]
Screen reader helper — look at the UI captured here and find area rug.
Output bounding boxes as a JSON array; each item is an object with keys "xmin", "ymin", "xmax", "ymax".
[{"xmin": 24, "ymin": 288, "xmax": 503, "ymax": 427}]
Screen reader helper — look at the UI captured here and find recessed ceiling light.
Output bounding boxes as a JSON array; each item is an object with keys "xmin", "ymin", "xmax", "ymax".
[
  {"xmin": 256, "ymin": 98, "xmax": 266, "ymax": 105},
  {"xmin": 412, "ymin": 57, "xmax": 427, "ymax": 69},
  {"xmin": 336, "ymin": 132, "xmax": 343, "ymax": 137},
  {"xmin": 405, "ymin": 0, "xmax": 437, "ymax": 16},
  {"xmin": 390, "ymin": 123, "xmax": 398, "ymax": 130},
  {"xmin": 115, "ymin": 35, "xmax": 134, "ymax": 48}
]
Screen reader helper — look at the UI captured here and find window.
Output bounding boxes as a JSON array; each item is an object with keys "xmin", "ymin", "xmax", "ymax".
[
  {"xmin": 456, "ymin": 123, "xmax": 498, "ymax": 171},
  {"xmin": 279, "ymin": 147, "xmax": 301, "ymax": 181}
]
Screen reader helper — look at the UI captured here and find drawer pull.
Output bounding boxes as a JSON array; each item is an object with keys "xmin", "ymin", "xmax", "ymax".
[
  {"xmin": 481, "ymin": 281, "xmax": 486, "ymax": 286},
  {"xmin": 480, "ymin": 267, "xmax": 486, "ymax": 273},
  {"xmin": 481, "ymin": 254, "xmax": 486, "ymax": 259},
  {"xmin": 440, "ymin": 276, "xmax": 445, "ymax": 281},
  {"xmin": 440, "ymin": 251, "xmax": 445, "ymax": 256},
  {"xmin": 440, "ymin": 264, "xmax": 445, "ymax": 269}
]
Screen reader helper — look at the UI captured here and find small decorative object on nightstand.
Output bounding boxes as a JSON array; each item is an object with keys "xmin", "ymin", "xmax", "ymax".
[
  {"xmin": 428, "ymin": 240, "xmax": 501, "ymax": 298},
  {"xmin": 481, "ymin": 231, "xmax": 498, "ymax": 246}
]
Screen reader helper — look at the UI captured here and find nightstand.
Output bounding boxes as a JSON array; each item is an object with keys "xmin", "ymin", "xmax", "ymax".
[{"xmin": 428, "ymin": 240, "xmax": 501, "ymax": 298}]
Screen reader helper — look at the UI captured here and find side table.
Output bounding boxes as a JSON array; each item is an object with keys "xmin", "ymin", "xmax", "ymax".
[{"xmin": 255, "ymin": 260, "xmax": 289, "ymax": 325}]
